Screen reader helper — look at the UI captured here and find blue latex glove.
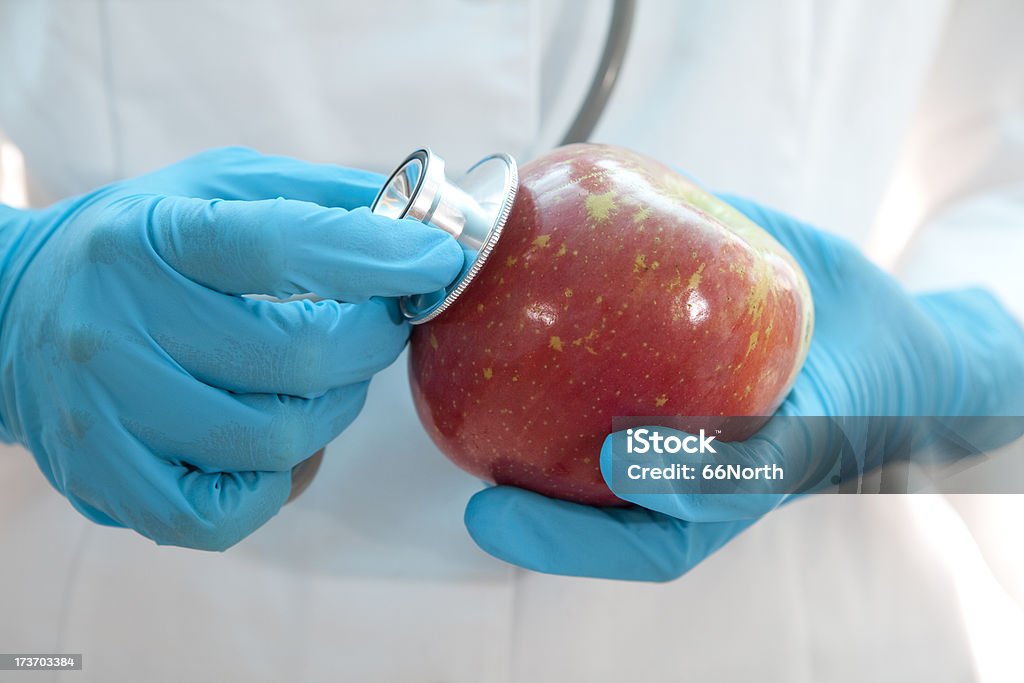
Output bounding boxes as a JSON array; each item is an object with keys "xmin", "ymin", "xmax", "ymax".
[
  {"xmin": 0, "ymin": 146, "xmax": 463, "ymax": 550},
  {"xmin": 465, "ymin": 194, "xmax": 1024, "ymax": 581}
]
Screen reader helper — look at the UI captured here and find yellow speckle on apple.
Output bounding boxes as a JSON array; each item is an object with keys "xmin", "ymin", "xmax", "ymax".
[
  {"xmin": 585, "ymin": 190, "xmax": 617, "ymax": 223},
  {"xmin": 687, "ymin": 262, "xmax": 706, "ymax": 290}
]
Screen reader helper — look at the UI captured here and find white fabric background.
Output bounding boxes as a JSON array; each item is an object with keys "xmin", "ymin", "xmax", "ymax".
[{"xmin": 1, "ymin": 1, "xmax": 1022, "ymax": 681}]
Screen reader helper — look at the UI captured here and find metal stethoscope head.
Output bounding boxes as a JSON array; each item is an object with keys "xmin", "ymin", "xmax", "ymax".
[
  {"xmin": 367, "ymin": 2, "xmax": 634, "ymax": 323},
  {"xmin": 370, "ymin": 149, "xmax": 518, "ymax": 324}
]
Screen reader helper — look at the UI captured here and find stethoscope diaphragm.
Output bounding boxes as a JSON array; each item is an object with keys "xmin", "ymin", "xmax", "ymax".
[{"xmin": 370, "ymin": 148, "xmax": 518, "ymax": 324}]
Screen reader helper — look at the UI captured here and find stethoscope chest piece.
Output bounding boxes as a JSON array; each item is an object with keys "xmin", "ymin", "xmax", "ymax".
[{"xmin": 370, "ymin": 148, "xmax": 518, "ymax": 324}]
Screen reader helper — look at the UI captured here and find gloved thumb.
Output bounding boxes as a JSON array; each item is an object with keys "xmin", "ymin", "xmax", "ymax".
[{"xmin": 599, "ymin": 416, "xmax": 847, "ymax": 522}]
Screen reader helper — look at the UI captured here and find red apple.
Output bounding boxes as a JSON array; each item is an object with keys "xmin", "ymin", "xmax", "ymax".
[{"xmin": 409, "ymin": 144, "xmax": 813, "ymax": 506}]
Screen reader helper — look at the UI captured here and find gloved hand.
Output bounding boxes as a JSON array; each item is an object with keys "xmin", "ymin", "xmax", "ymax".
[
  {"xmin": 0, "ymin": 146, "xmax": 463, "ymax": 550},
  {"xmin": 464, "ymin": 194, "xmax": 1024, "ymax": 581}
]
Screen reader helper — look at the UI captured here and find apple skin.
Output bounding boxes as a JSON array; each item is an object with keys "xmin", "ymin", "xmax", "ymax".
[{"xmin": 409, "ymin": 144, "xmax": 813, "ymax": 506}]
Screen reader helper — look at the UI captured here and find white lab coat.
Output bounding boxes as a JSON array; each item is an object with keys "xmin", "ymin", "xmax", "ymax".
[{"xmin": 1, "ymin": 1, "xmax": 1022, "ymax": 681}]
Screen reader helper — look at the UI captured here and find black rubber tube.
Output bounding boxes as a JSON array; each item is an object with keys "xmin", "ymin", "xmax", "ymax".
[{"xmin": 559, "ymin": 0, "xmax": 636, "ymax": 145}]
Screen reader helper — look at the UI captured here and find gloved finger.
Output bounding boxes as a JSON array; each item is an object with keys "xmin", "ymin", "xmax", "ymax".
[
  {"xmin": 915, "ymin": 288, "xmax": 1024, "ymax": 418},
  {"xmin": 142, "ymin": 194, "xmax": 464, "ymax": 300},
  {"xmin": 148, "ymin": 290, "xmax": 408, "ymax": 396},
  {"xmin": 138, "ymin": 146, "xmax": 384, "ymax": 209},
  {"xmin": 147, "ymin": 382, "xmax": 369, "ymax": 474},
  {"xmin": 66, "ymin": 496, "xmax": 124, "ymax": 528},
  {"xmin": 58, "ymin": 424, "xmax": 292, "ymax": 551},
  {"xmin": 600, "ymin": 405, "xmax": 842, "ymax": 522},
  {"xmin": 103, "ymin": 343, "xmax": 370, "ymax": 472},
  {"xmin": 464, "ymin": 486, "xmax": 757, "ymax": 581},
  {"xmin": 599, "ymin": 429, "xmax": 785, "ymax": 522}
]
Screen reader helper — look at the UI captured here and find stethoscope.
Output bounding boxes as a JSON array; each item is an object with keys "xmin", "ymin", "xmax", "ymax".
[{"xmin": 369, "ymin": 0, "xmax": 635, "ymax": 324}]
